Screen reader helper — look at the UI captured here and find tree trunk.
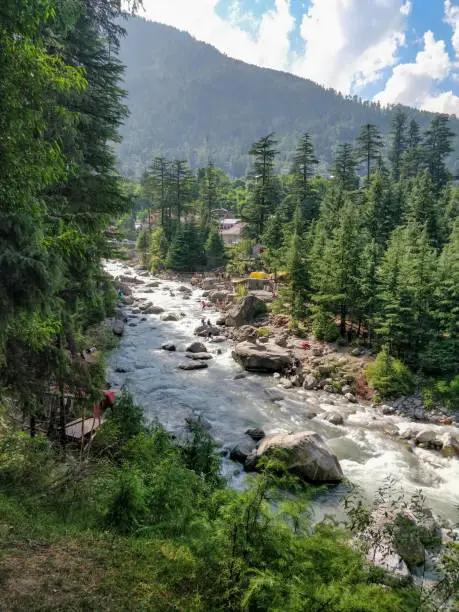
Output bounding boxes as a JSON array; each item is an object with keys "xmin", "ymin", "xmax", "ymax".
[
  {"xmin": 30, "ymin": 414, "xmax": 36, "ymax": 438},
  {"xmin": 340, "ymin": 303, "xmax": 347, "ymax": 337}
]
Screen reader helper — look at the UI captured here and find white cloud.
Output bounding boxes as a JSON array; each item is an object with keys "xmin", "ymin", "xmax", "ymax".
[
  {"xmin": 374, "ymin": 30, "xmax": 459, "ymax": 116},
  {"xmin": 445, "ymin": 0, "xmax": 459, "ymax": 57},
  {"xmin": 139, "ymin": 0, "xmax": 295, "ymax": 72},
  {"xmin": 291, "ymin": 0, "xmax": 410, "ymax": 94}
]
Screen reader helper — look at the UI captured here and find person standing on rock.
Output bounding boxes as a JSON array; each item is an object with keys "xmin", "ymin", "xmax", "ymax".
[{"xmin": 201, "ymin": 300, "xmax": 207, "ymax": 310}]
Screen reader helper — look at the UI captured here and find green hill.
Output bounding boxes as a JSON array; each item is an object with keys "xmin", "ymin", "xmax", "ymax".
[{"xmin": 117, "ymin": 17, "xmax": 459, "ymax": 177}]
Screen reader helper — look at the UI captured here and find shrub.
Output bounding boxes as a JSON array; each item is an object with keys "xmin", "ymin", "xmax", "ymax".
[
  {"xmin": 435, "ymin": 375, "xmax": 459, "ymax": 411},
  {"xmin": 365, "ymin": 346, "xmax": 414, "ymax": 399},
  {"xmin": 257, "ymin": 326, "xmax": 269, "ymax": 337},
  {"xmin": 312, "ymin": 308, "xmax": 340, "ymax": 342}
]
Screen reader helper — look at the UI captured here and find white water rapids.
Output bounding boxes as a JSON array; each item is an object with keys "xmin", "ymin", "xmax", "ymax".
[{"xmin": 105, "ymin": 261, "xmax": 459, "ymax": 526}]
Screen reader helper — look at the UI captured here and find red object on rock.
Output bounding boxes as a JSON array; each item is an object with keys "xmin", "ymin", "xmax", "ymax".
[{"xmin": 301, "ymin": 342, "xmax": 311, "ymax": 350}]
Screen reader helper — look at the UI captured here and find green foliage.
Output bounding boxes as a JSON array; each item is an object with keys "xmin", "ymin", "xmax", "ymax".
[
  {"xmin": 104, "ymin": 386, "xmax": 146, "ymax": 450},
  {"xmin": 365, "ymin": 347, "xmax": 414, "ymax": 398},
  {"xmin": 205, "ymin": 227, "xmax": 226, "ymax": 269},
  {"xmin": 312, "ymin": 307, "xmax": 340, "ymax": 342},
  {"xmin": 435, "ymin": 376, "xmax": 459, "ymax": 412}
]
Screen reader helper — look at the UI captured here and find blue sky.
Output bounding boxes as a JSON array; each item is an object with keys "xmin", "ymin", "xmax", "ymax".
[{"xmin": 141, "ymin": 0, "xmax": 459, "ymax": 115}]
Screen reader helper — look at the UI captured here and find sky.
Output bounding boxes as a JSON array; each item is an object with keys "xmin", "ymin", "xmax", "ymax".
[{"xmin": 139, "ymin": 0, "xmax": 459, "ymax": 115}]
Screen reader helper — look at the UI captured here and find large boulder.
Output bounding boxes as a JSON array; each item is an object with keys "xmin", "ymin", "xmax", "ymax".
[
  {"xmin": 186, "ymin": 341, "xmax": 207, "ymax": 353},
  {"xmin": 225, "ymin": 295, "xmax": 267, "ymax": 328},
  {"xmin": 161, "ymin": 343, "xmax": 176, "ymax": 351},
  {"xmin": 119, "ymin": 275, "xmax": 144, "ymax": 285},
  {"xmin": 209, "ymin": 290, "xmax": 230, "ymax": 304},
  {"xmin": 179, "ymin": 361, "xmax": 209, "ymax": 370},
  {"xmin": 441, "ymin": 432, "xmax": 459, "ymax": 457},
  {"xmin": 232, "ymin": 341, "xmax": 292, "ymax": 373},
  {"xmin": 143, "ymin": 305, "xmax": 165, "ymax": 315},
  {"xmin": 195, "ymin": 325, "xmax": 223, "ymax": 337},
  {"xmin": 178, "ymin": 285, "xmax": 192, "ymax": 293},
  {"xmin": 185, "ymin": 352, "xmax": 213, "ymax": 360},
  {"xmin": 233, "ymin": 325, "xmax": 258, "ymax": 343},
  {"xmin": 245, "ymin": 431, "xmax": 343, "ymax": 483},
  {"xmin": 245, "ymin": 428, "xmax": 265, "ymax": 441},
  {"xmin": 160, "ymin": 313, "xmax": 180, "ymax": 322}
]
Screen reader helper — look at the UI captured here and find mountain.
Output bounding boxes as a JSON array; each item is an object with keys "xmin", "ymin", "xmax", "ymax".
[{"xmin": 117, "ymin": 17, "xmax": 459, "ymax": 177}]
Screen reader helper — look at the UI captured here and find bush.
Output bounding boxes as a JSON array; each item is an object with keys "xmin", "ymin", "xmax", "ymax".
[
  {"xmin": 419, "ymin": 339, "xmax": 459, "ymax": 376},
  {"xmin": 312, "ymin": 308, "xmax": 340, "ymax": 342},
  {"xmin": 435, "ymin": 375, "xmax": 459, "ymax": 411},
  {"xmin": 365, "ymin": 346, "xmax": 414, "ymax": 399},
  {"xmin": 257, "ymin": 326, "xmax": 269, "ymax": 337}
]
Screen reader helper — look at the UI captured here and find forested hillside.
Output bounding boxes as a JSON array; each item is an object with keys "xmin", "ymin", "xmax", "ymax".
[{"xmin": 117, "ymin": 17, "xmax": 459, "ymax": 177}]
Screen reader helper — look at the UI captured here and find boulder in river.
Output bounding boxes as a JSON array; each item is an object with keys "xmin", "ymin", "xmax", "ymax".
[
  {"xmin": 185, "ymin": 352, "xmax": 213, "ymax": 360},
  {"xmin": 230, "ymin": 436, "xmax": 257, "ymax": 463},
  {"xmin": 245, "ymin": 427, "xmax": 265, "ymax": 441},
  {"xmin": 178, "ymin": 285, "xmax": 192, "ymax": 294},
  {"xmin": 225, "ymin": 295, "xmax": 267, "ymax": 328},
  {"xmin": 161, "ymin": 343, "xmax": 176, "ymax": 351},
  {"xmin": 143, "ymin": 305, "xmax": 164, "ymax": 314},
  {"xmin": 244, "ymin": 431, "xmax": 343, "ymax": 483},
  {"xmin": 324, "ymin": 412, "xmax": 344, "ymax": 426},
  {"xmin": 232, "ymin": 341, "xmax": 292, "ymax": 373},
  {"xmin": 160, "ymin": 313, "xmax": 180, "ymax": 322},
  {"xmin": 186, "ymin": 341, "xmax": 207, "ymax": 353},
  {"xmin": 119, "ymin": 275, "xmax": 144, "ymax": 285},
  {"xmin": 179, "ymin": 361, "xmax": 209, "ymax": 370},
  {"xmin": 303, "ymin": 374, "xmax": 319, "ymax": 390},
  {"xmin": 441, "ymin": 432, "xmax": 459, "ymax": 457},
  {"xmin": 195, "ymin": 325, "xmax": 222, "ymax": 337}
]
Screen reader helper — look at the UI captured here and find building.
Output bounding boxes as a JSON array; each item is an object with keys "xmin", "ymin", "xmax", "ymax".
[
  {"xmin": 211, "ymin": 208, "xmax": 230, "ymax": 220},
  {"xmin": 220, "ymin": 218, "xmax": 247, "ymax": 246}
]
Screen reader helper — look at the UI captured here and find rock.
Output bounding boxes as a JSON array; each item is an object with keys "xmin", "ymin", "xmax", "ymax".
[
  {"xmin": 341, "ymin": 384, "xmax": 353, "ymax": 395},
  {"xmin": 160, "ymin": 313, "xmax": 179, "ymax": 322},
  {"xmin": 201, "ymin": 290, "xmax": 210, "ymax": 297},
  {"xmin": 344, "ymin": 392, "xmax": 357, "ymax": 403},
  {"xmin": 323, "ymin": 384, "xmax": 337, "ymax": 394},
  {"xmin": 233, "ymin": 326, "xmax": 258, "ymax": 342},
  {"xmin": 201, "ymin": 279, "xmax": 218, "ymax": 290},
  {"xmin": 230, "ymin": 437, "xmax": 257, "ymax": 463},
  {"xmin": 119, "ymin": 275, "xmax": 144, "ymax": 285},
  {"xmin": 195, "ymin": 325, "xmax": 222, "ymax": 337},
  {"xmin": 178, "ymin": 285, "xmax": 192, "ymax": 293},
  {"xmin": 178, "ymin": 361, "xmax": 209, "ymax": 370},
  {"xmin": 275, "ymin": 332, "xmax": 289, "ymax": 348},
  {"xmin": 350, "ymin": 347, "xmax": 363, "ymax": 356},
  {"xmin": 186, "ymin": 341, "xmax": 207, "ymax": 353},
  {"xmin": 367, "ymin": 547, "xmax": 411, "ymax": 582},
  {"xmin": 209, "ymin": 290, "xmax": 229, "ymax": 304},
  {"xmin": 161, "ymin": 343, "xmax": 176, "ymax": 351},
  {"xmin": 381, "ymin": 404, "xmax": 396, "ymax": 415},
  {"xmin": 185, "ymin": 352, "xmax": 213, "ymax": 360},
  {"xmin": 415, "ymin": 430, "xmax": 440, "ymax": 448},
  {"xmin": 144, "ymin": 305, "xmax": 164, "ymax": 314},
  {"xmin": 232, "ymin": 341, "xmax": 292, "ymax": 373},
  {"xmin": 257, "ymin": 336, "xmax": 270, "ymax": 344},
  {"xmin": 318, "ymin": 365, "xmax": 332, "ymax": 375},
  {"xmin": 303, "ymin": 375, "xmax": 318, "ymax": 390},
  {"xmin": 265, "ymin": 388, "xmax": 285, "ymax": 402},
  {"xmin": 128, "ymin": 322, "xmax": 137, "ymax": 327},
  {"xmin": 324, "ymin": 412, "xmax": 344, "ymax": 425},
  {"xmin": 311, "ymin": 347, "xmax": 323, "ymax": 356},
  {"xmin": 146, "ymin": 281, "xmax": 160, "ymax": 288},
  {"xmin": 245, "ymin": 431, "xmax": 343, "ymax": 483},
  {"xmin": 245, "ymin": 428, "xmax": 265, "ymax": 441},
  {"xmin": 211, "ymin": 335, "xmax": 227, "ymax": 343},
  {"xmin": 279, "ymin": 378, "xmax": 294, "ymax": 389},
  {"xmin": 121, "ymin": 296, "xmax": 134, "ymax": 305},
  {"xmin": 216, "ymin": 317, "xmax": 226, "ymax": 326},
  {"xmin": 441, "ymin": 432, "xmax": 459, "ymax": 457},
  {"xmin": 225, "ymin": 295, "xmax": 267, "ymax": 328},
  {"xmin": 112, "ymin": 321, "xmax": 124, "ymax": 336},
  {"xmin": 139, "ymin": 302, "xmax": 153, "ymax": 311},
  {"xmin": 233, "ymin": 372, "xmax": 247, "ymax": 380}
]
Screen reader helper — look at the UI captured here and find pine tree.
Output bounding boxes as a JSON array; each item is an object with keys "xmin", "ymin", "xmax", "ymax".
[
  {"xmin": 435, "ymin": 221, "xmax": 459, "ymax": 338},
  {"xmin": 205, "ymin": 227, "xmax": 226, "ymax": 270},
  {"xmin": 291, "ymin": 132, "xmax": 319, "ymax": 223},
  {"xmin": 332, "ymin": 143, "xmax": 359, "ymax": 191},
  {"xmin": 355, "ymin": 124, "xmax": 384, "ymax": 183},
  {"xmin": 166, "ymin": 224, "xmax": 189, "ymax": 271},
  {"xmin": 287, "ymin": 206, "xmax": 309, "ymax": 320},
  {"xmin": 245, "ymin": 133, "xmax": 279, "ymax": 237},
  {"xmin": 401, "ymin": 119, "xmax": 425, "ymax": 179},
  {"xmin": 169, "ymin": 160, "xmax": 193, "ymax": 226},
  {"xmin": 199, "ymin": 159, "xmax": 218, "ymax": 230},
  {"xmin": 146, "ymin": 155, "xmax": 170, "ymax": 231},
  {"xmin": 424, "ymin": 114, "xmax": 455, "ymax": 194},
  {"xmin": 388, "ymin": 108, "xmax": 407, "ymax": 182},
  {"xmin": 364, "ymin": 173, "xmax": 399, "ymax": 245},
  {"xmin": 406, "ymin": 171, "xmax": 443, "ymax": 248}
]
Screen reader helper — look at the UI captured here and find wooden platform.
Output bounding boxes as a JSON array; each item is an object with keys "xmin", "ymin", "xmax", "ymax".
[{"xmin": 65, "ymin": 416, "xmax": 104, "ymax": 441}]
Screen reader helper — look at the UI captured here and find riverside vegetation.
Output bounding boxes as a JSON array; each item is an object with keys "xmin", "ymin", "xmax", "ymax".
[{"xmin": 0, "ymin": 1, "xmax": 458, "ymax": 610}]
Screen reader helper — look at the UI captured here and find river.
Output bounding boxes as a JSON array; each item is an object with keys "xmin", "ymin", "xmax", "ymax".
[{"xmin": 105, "ymin": 261, "xmax": 459, "ymax": 526}]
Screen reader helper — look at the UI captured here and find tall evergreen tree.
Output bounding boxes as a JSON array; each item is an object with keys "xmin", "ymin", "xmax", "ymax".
[
  {"xmin": 245, "ymin": 133, "xmax": 279, "ymax": 237},
  {"xmin": 355, "ymin": 124, "xmax": 384, "ymax": 183},
  {"xmin": 424, "ymin": 114, "xmax": 455, "ymax": 194},
  {"xmin": 388, "ymin": 108, "xmax": 407, "ymax": 182},
  {"xmin": 332, "ymin": 143, "xmax": 359, "ymax": 191},
  {"xmin": 364, "ymin": 173, "xmax": 399, "ymax": 245},
  {"xmin": 169, "ymin": 160, "xmax": 193, "ymax": 226},
  {"xmin": 199, "ymin": 159, "xmax": 218, "ymax": 230},
  {"xmin": 205, "ymin": 227, "xmax": 226, "ymax": 270},
  {"xmin": 401, "ymin": 119, "xmax": 425, "ymax": 179},
  {"xmin": 287, "ymin": 206, "xmax": 309, "ymax": 320},
  {"xmin": 406, "ymin": 171, "xmax": 443, "ymax": 248},
  {"xmin": 146, "ymin": 155, "xmax": 170, "ymax": 231},
  {"xmin": 435, "ymin": 221, "xmax": 459, "ymax": 338},
  {"xmin": 291, "ymin": 132, "xmax": 319, "ymax": 223}
]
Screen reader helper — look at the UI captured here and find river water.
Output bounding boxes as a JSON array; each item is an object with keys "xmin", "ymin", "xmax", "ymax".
[{"xmin": 105, "ymin": 261, "xmax": 459, "ymax": 526}]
